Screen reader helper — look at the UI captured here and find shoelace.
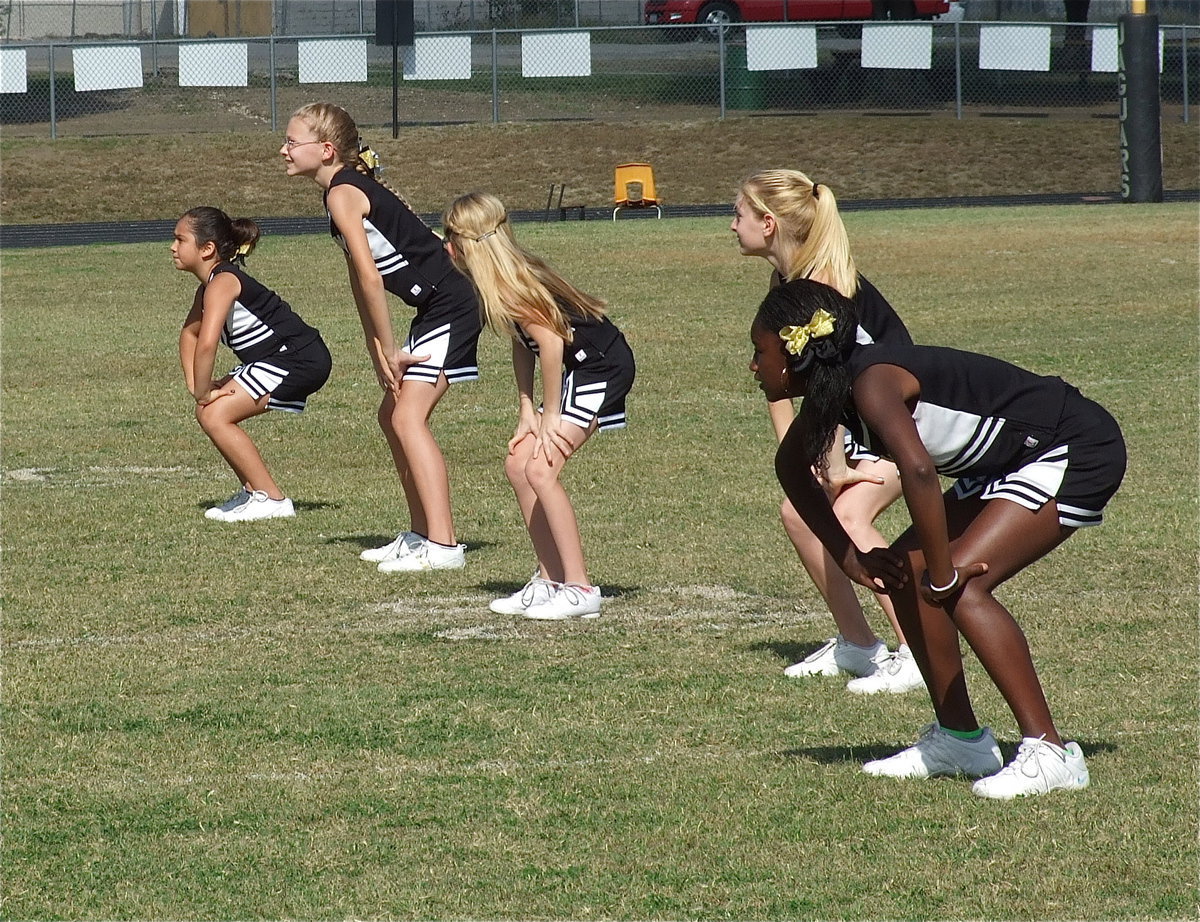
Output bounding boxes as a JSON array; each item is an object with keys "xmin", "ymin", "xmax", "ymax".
[
  {"xmin": 1001, "ymin": 736, "xmax": 1054, "ymax": 779},
  {"xmin": 806, "ymin": 638, "xmax": 839, "ymax": 661},
  {"xmin": 878, "ymin": 652, "xmax": 906, "ymax": 676},
  {"xmin": 520, "ymin": 578, "xmax": 556, "ymax": 606},
  {"xmin": 556, "ymin": 583, "xmax": 589, "ymax": 606}
]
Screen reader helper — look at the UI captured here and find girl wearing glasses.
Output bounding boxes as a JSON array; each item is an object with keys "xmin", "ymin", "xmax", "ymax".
[{"xmin": 282, "ymin": 102, "xmax": 482, "ymax": 572}]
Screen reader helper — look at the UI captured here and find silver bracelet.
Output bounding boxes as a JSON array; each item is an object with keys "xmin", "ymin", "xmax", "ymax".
[{"xmin": 927, "ymin": 569, "xmax": 960, "ymax": 594}]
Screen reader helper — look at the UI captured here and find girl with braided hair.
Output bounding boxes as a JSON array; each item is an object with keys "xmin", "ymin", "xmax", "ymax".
[
  {"xmin": 174, "ymin": 206, "xmax": 332, "ymax": 522},
  {"xmin": 752, "ymin": 278, "xmax": 1125, "ymax": 799},
  {"xmin": 443, "ymin": 192, "xmax": 635, "ymax": 620},
  {"xmin": 733, "ymin": 169, "xmax": 921, "ymax": 694},
  {"xmin": 283, "ymin": 102, "xmax": 482, "ymax": 571}
]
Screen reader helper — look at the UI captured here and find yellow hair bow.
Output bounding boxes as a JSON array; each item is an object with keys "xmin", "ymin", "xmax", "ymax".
[
  {"xmin": 359, "ymin": 146, "xmax": 380, "ymax": 172},
  {"xmin": 779, "ymin": 308, "xmax": 836, "ymax": 356},
  {"xmin": 235, "ymin": 242, "xmax": 253, "ymax": 258}
]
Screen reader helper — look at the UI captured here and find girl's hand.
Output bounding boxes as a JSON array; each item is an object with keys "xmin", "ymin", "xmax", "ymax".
[
  {"xmin": 196, "ymin": 383, "xmax": 237, "ymax": 406},
  {"xmin": 847, "ymin": 546, "xmax": 909, "ymax": 595},
  {"xmin": 386, "ymin": 348, "xmax": 431, "ymax": 392},
  {"xmin": 919, "ymin": 562, "xmax": 989, "ymax": 605},
  {"xmin": 507, "ymin": 415, "xmax": 538, "ymax": 454},
  {"xmin": 817, "ymin": 463, "xmax": 887, "ymax": 492},
  {"xmin": 533, "ymin": 413, "xmax": 572, "ymax": 464}
]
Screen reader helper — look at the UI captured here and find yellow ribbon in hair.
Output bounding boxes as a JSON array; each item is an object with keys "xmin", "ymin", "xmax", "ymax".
[
  {"xmin": 235, "ymin": 242, "xmax": 253, "ymax": 258},
  {"xmin": 779, "ymin": 308, "xmax": 836, "ymax": 356},
  {"xmin": 359, "ymin": 146, "xmax": 380, "ymax": 171}
]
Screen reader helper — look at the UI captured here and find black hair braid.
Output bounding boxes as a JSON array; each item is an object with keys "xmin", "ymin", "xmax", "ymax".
[{"xmin": 756, "ymin": 279, "xmax": 858, "ymax": 472}]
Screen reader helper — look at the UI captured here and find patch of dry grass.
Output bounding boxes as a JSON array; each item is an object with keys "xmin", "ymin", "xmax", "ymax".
[{"xmin": 2, "ymin": 116, "xmax": 1196, "ymax": 224}]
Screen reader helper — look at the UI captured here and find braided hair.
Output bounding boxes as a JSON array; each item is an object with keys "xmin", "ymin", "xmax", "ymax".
[
  {"xmin": 755, "ymin": 278, "xmax": 859, "ymax": 473},
  {"xmin": 443, "ymin": 191, "xmax": 606, "ymax": 341}
]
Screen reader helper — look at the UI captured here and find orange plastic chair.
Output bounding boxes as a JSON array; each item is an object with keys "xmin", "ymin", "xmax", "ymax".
[{"xmin": 612, "ymin": 162, "xmax": 662, "ymax": 220}]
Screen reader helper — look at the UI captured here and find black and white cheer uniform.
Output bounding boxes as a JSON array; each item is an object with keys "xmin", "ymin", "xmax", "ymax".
[
  {"xmin": 326, "ymin": 168, "xmax": 482, "ymax": 385},
  {"xmin": 209, "ymin": 263, "xmax": 331, "ymax": 412},
  {"xmin": 515, "ymin": 304, "xmax": 636, "ymax": 431},
  {"xmin": 842, "ymin": 344, "xmax": 1126, "ymax": 528}
]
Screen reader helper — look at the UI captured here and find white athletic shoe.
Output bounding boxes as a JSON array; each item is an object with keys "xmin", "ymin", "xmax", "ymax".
[
  {"xmin": 217, "ymin": 490, "xmax": 295, "ymax": 523},
  {"xmin": 490, "ymin": 576, "xmax": 557, "ymax": 615},
  {"xmin": 378, "ymin": 540, "xmax": 466, "ymax": 572},
  {"xmin": 863, "ymin": 723, "xmax": 1003, "ymax": 779},
  {"xmin": 972, "ymin": 737, "xmax": 1090, "ymax": 800},
  {"xmin": 846, "ymin": 644, "xmax": 926, "ymax": 695},
  {"xmin": 205, "ymin": 487, "xmax": 251, "ymax": 520},
  {"xmin": 523, "ymin": 583, "xmax": 602, "ymax": 620},
  {"xmin": 783, "ymin": 635, "xmax": 888, "ymax": 678},
  {"xmin": 360, "ymin": 531, "xmax": 424, "ymax": 563}
]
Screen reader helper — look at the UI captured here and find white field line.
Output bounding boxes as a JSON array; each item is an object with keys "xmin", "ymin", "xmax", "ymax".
[
  {"xmin": 2, "ymin": 585, "xmax": 828, "ymax": 651},
  {"xmin": 2, "ymin": 464, "xmax": 215, "ymax": 488}
]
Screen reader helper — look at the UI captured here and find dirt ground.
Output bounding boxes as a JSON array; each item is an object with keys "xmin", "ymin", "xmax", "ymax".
[{"xmin": 2, "ymin": 114, "xmax": 1197, "ymax": 224}]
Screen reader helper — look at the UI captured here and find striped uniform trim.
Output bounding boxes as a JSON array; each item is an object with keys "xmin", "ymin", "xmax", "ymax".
[
  {"xmin": 595, "ymin": 411, "xmax": 627, "ymax": 431},
  {"xmin": 223, "ymin": 299, "xmax": 275, "ymax": 352},
  {"xmin": 561, "ymin": 375, "xmax": 624, "ymax": 430},
  {"xmin": 953, "ymin": 444, "xmax": 1102, "ymax": 527},
  {"xmin": 230, "ymin": 360, "xmax": 304, "ymax": 412},
  {"xmin": 266, "ymin": 396, "xmax": 308, "ymax": 414},
  {"xmin": 940, "ymin": 415, "xmax": 1005, "ymax": 475},
  {"xmin": 401, "ymin": 322, "xmax": 479, "ymax": 385},
  {"xmin": 913, "ymin": 402, "xmax": 1004, "ymax": 476},
  {"xmin": 1054, "ymin": 502, "xmax": 1105, "ymax": 529}
]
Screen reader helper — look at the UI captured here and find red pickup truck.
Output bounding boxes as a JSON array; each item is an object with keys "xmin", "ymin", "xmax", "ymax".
[{"xmin": 645, "ymin": 0, "xmax": 952, "ymax": 33}]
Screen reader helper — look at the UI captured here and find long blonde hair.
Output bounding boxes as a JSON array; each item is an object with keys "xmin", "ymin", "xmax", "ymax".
[
  {"xmin": 291, "ymin": 102, "xmax": 415, "ymax": 211},
  {"xmin": 738, "ymin": 169, "xmax": 859, "ymax": 298},
  {"xmin": 442, "ymin": 191, "xmax": 606, "ymax": 341}
]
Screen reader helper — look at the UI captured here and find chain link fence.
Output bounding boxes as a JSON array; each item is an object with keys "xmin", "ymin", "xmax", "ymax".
[
  {"xmin": 1, "ymin": 12, "xmax": 1195, "ymax": 137},
  {"xmin": 3, "ymin": 1, "xmax": 1198, "ymax": 40}
]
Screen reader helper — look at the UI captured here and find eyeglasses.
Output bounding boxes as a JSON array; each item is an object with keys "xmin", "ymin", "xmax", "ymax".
[{"xmin": 283, "ymin": 138, "xmax": 323, "ymax": 149}]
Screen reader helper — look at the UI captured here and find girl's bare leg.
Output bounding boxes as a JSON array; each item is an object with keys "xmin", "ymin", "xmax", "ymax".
[
  {"xmin": 831, "ymin": 459, "xmax": 906, "ymax": 644},
  {"xmin": 382, "ymin": 375, "xmax": 454, "ymax": 545},
  {"xmin": 512, "ymin": 423, "xmax": 594, "ymax": 586},
  {"xmin": 195, "ymin": 389, "xmax": 278, "ymax": 497},
  {"xmin": 891, "ymin": 496, "xmax": 1074, "ymax": 742},
  {"xmin": 780, "ymin": 498, "xmax": 877, "ymax": 647},
  {"xmin": 505, "ymin": 434, "xmax": 563, "ymax": 581}
]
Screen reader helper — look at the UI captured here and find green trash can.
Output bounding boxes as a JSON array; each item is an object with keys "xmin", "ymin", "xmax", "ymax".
[{"xmin": 724, "ymin": 43, "xmax": 768, "ymax": 110}]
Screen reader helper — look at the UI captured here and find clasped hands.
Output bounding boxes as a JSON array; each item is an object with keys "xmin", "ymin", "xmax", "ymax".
[{"xmin": 846, "ymin": 546, "xmax": 989, "ymax": 604}]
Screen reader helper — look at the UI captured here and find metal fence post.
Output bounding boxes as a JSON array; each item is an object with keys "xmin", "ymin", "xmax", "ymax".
[
  {"xmin": 717, "ymin": 26, "xmax": 726, "ymax": 119},
  {"xmin": 269, "ymin": 34, "xmax": 278, "ymax": 131},
  {"xmin": 954, "ymin": 21, "xmax": 962, "ymax": 120},
  {"xmin": 48, "ymin": 43, "xmax": 57, "ymax": 139},
  {"xmin": 491, "ymin": 30, "xmax": 499, "ymax": 124},
  {"xmin": 1182, "ymin": 26, "xmax": 1190, "ymax": 125}
]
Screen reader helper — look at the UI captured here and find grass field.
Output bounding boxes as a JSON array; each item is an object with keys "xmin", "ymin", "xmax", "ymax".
[{"xmin": 2, "ymin": 204, "xmax": 1197, "ymax": 919}]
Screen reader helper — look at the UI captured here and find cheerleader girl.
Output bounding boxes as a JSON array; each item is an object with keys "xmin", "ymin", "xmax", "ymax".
[
  {"xmin": 282, "ymin": 102, "xmax": 483, "ymax": 571},
  {"xmin": 174, "ymin": 207, "xmax": 331, "ymax": 522},
  {"xmin": 443, "ymin": 192, "xmax": 635, "ymax": 620},
  {"xmin": 752, "ymin": 278, "xmax": 1125, "ymax": 798},
  {"xmin": 733, "ymin": 170, "xmax": 920, "ymax": 694}
]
